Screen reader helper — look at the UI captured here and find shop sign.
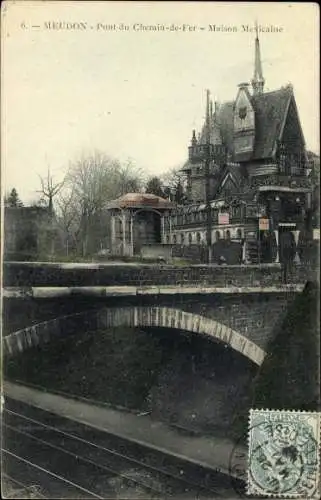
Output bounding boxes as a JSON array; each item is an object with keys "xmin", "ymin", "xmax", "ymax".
[
  {"xmin": 218, "ymin": 212, "xmax": 229, "ymax": 225},
  {"xmin": 259, "ymin": 217, "xmax": 269, "ymax": 231}
]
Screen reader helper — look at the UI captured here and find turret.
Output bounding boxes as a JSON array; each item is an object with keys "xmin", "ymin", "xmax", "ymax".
[{"xmin": 191, "ymin": 129, "xmax": 197, "ymax": 147}]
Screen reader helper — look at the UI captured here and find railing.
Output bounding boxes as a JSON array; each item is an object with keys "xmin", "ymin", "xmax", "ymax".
[
  {"xmin": 188, "ymin": 144, "xmax": 226, "ymax": 162},
  {"xmin": 251, "ymin": 174, "xmax": 311, "ymax": 190}
]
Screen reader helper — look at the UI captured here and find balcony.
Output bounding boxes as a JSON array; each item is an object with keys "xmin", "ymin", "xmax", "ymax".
[{"xmin": 250, "ymin": 174, "xmax": 311, "ymax": 191}]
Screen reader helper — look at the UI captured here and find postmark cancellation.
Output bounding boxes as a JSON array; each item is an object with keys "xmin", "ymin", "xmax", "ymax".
[{"xmin": 248, "ymin": 409, "xmax": 320, "ymax": 498}]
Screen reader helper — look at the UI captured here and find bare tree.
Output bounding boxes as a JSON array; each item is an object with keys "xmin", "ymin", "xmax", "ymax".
[
  {"xmin": 63, "ymin": 150, "xmax": 145, "ymax": 256},
  {"xmin": 56, "ymin": 189, "xmax": 80, "ymax": 256},
  {"xmin": 116, "ymin": 159, "xmax": 145, "ymax": 195},
  {"xmin": 38, "ymin": 168, "xmax": 65, "ymax": 214}
]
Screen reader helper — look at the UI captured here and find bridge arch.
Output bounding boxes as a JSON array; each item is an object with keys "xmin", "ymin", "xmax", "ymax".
[
  {"xmin": 96, "ymin": 307, "xmax": 265, "ymax": 365},
  {"xmin": 4, "ymin": 306, "xmax": 266, "ymax": 365}
]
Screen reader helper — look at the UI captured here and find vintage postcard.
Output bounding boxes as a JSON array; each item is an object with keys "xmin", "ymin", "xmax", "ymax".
[{"xmin": 1, "ymin": 1, "xmax": 320, "ymax": 498}]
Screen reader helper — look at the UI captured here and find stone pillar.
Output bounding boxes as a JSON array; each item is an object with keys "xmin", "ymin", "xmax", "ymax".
[
  {"xmin": 274, "ymin": 229, "xmax": 280, "ymax": 263},
  {"xmin": 291, "ymin": 230, "xmax": 301, "ymax": 264},
  {"xmin": 122, "ymin": 211, "xmax": 126, "ymax": 256},
  {"xmin": 111, "ymin": 214, "xmax": 116, "ymax": 254},
  {"xmin": 242, "ymin": 240, "xmax": 247, "ymax": 263},
  {"xmin": 161, "ymin": 215, "xmax": 165, "ymax": 243},
  {"xmin": 130, "ymin": 213, "xmax": 134, "ymax": 256}
]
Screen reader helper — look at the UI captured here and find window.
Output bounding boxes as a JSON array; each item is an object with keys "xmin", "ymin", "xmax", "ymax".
[
  {"xmin": 236, "ymin": 229, "xmax": 242, "ymax": 240},
  {"xmin": 225, "ymin": 230, "xmax": 231, "ymax": 240},
  {"xmin": 196, "ymin": 232, "xmax": 201, "ymax": 244},
  {"xmin": 215, "ymin": 231, "xmax": 221, "ymax": 241},
  {"xmin": 180, "ymin": 233, "xmax": 185, "ymax": 245},
  {"xmin": 278, "ymin": 143, "xmax": 287, "ymax": 174},
  {"xmin": 166, "ymin": 234, "xmax": 170, "ymax": 244},
  {"xmin": 232, "ymin": 206, "xmax": 240, "ymax": 218},
  {"xmin": 211, "ymin": 209, "xmax": 217, "ymax": 222},
  {"xmin": 173, "ymin": 234, "xmax": 177, "ymax": 244},
  {"xmin": 188, "ymin": 233, "xmax": 193, "ymax": 245}
]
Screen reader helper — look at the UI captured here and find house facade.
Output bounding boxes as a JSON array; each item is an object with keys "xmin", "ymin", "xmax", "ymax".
[{"xmin": 163, "ymin": 29, "xmax": 314, "ymax": 265}]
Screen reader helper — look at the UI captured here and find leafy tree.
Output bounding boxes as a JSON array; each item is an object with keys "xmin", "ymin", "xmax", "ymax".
[
  {"xmin": 5, "ymin": 188, "xmax": 23, "ymax": 207},
  {"xmin": 145, "ymin": 176, "xmax": 165, "ymax": 198},
  {"xmin": 173, "ymin": 180, "xmax": 186, "ymax": 204},
  {"xmin": 161, "ymin": 166, "xmax": 188, "ymax": 204}
]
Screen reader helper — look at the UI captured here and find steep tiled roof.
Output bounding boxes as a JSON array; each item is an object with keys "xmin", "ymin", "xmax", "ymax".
[
  {"xmin": 217, "ymin": 102, "xmax": 235, "ymax": 157},
  {"xmin": 193, "ymin": 86, "xmax": 294, "ymax": 163},
  {"xmin": 251, "ymin": 86, "xmax": 293, "ymax": 159},
  {"xmin": 106, "ymin": 192, "xmax": 175, "ymax": 210}
]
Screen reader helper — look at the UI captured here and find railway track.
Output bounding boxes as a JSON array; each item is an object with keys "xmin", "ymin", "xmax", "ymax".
[{"xmin": 2, "ymin": 396, "xmax": 243, "ymax": 498}]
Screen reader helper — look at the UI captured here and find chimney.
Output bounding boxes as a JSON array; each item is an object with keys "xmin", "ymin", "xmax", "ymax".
[{"xmin": 238, "ymin": 82, "xmax": 250, "ymax": 90}]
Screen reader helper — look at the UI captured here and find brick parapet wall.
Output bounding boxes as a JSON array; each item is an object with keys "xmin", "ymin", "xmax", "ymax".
[
  {"xmin": 172, "ymin": 293, "xmax": 296, "ymax": 351},
  {"xmin": 3, "ymin": 262, "xmax": 312, "ymax": 287}
]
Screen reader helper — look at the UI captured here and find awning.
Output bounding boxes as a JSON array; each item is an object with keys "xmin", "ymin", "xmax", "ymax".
[
  {"xmin": 258, "ymin": 186, "xmax": 311, "ymax": 193},
  {"xmin": 210, "ymin": 200, "xmax": 226, "ymax": 208}
]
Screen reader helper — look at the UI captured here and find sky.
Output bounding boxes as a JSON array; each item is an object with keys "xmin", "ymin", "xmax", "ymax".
[{"xmin": 2, "ymin": 1, "xmax": 320, "ymax": 203}]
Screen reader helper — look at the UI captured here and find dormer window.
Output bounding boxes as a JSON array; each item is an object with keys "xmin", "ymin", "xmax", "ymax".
[
  {"xmin": 233, "ymin": 84, "xmax": 255, "ymax": 155},
  {"xmin": 238, "ymin": 106, "xmax": 247, "ymax": 120}
]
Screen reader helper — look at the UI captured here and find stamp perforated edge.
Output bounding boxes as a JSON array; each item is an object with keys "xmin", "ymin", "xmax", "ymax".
[{"xmin": 247, "ymin": 408, "xmax": 321, "ymax": 498}]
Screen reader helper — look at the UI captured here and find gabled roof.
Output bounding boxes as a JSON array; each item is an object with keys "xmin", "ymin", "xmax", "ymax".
[
  {"xmin": 251, "ymin": 86, "xmax": 293, "ymax": 159},
  {"xmin": 217, "ymin": 102, "xmax": 235, "ymax": 157},
  {"xmin": 191, "ymin": 85, "xmax": 295, "ymax": 163},
  {"xmin": 212, "ymin": 162, "xmax": 244, "ymax": 199}
]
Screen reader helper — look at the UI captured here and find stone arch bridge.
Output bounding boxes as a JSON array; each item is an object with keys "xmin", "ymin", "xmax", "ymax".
[
  {"xmin": 3, "ymin": 261, "xmax": 315, "ymax": 368},
  {"xmin": 3, "ymin": 288, "xmax": 301, "ymax": 366}
]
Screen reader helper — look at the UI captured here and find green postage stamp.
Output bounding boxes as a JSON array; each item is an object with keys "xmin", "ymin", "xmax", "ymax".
[{"xmin": 248, "ymin": 409, "xmax": 320, "ymax": 498}]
